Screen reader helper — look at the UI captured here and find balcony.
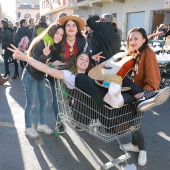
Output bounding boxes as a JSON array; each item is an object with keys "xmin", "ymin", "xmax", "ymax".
[{"xmin": 69, "ymin": 0, "xmax": 125, "ymax": 10}]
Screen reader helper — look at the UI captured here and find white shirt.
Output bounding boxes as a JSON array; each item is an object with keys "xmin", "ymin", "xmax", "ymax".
[{"xmin": 62, "ymin": 70, "xmax": 76, "ymax": 89}]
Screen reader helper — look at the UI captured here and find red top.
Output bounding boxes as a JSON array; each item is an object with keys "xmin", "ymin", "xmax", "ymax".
[{"xmin": 64, "ymin": 38, "xmax": 79, "ymax": 62}]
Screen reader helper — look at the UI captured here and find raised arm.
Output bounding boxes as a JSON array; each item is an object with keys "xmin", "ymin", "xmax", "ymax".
[
  {"xmin": 8, "ymin": 44, "xmax": 65, "ymax": 80},
  {"xmin": 86, "ymin": 15, "xmax": 100, "ymax": 31}
]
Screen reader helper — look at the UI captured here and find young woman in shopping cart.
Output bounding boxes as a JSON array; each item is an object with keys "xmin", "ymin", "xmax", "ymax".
[{"xmin": 8, "ymin": 28, "xmax": 170, "ymax": 167}]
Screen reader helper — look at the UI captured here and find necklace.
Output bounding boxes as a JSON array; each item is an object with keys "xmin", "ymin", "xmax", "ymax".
[
  {"xmin": 67, "ymin": 38, "xmax": 75, "ymax": 41},
  {"xmin": 69, "ymin": 47, "xmax": 74, "ymax": 53}
]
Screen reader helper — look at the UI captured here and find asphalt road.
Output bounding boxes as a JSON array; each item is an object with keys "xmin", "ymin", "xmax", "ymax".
[{"xmin": 0, "ymin": 45, "xmax": 170, "ymax": 170}]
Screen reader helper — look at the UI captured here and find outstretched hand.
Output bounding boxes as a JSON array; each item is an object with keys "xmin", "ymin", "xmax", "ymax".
[
  {"xmin": 91, "ymin": 52, "xmax": 105, "ymax": 63},
  {"xmin": 7, "ymin": 44, "xmax": 28, "ymax": 61},
  {"xmin": 52, "ymin": 60, "xmax": 62, "ymax": 67},
  {"xmin": 43, "ymin": 41, "xmax": 51, "ymax": 56}
]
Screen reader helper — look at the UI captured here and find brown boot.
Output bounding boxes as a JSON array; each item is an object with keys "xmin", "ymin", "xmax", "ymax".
[{"xmin": 0, "ymin": 77, "xmax": 9, "ymax": 85}]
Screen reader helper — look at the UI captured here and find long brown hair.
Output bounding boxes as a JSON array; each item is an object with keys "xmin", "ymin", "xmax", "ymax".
[
  {"xmin": 65, "ymin": 52, "xmax": 93, "ymax": 75},
  {"xmin": 27, "ymin": 23, "xmax": 64, "ymax": 56},
  {"xmin": 126, "ymin": 27, "xmax": 149, "ymax": 54}
]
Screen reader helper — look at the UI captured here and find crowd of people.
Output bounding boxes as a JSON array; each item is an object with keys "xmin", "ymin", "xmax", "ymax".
[
  {"xmin": 152, "ymin": 23, "xmax": 170, "ymax": 40},
  {"xmin": 1, "ymin": 12, "xmax": 170, "ymax": 167}
]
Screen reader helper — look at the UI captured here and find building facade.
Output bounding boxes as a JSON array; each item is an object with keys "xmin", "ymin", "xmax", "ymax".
[
  {"xmin": 40, "ymin": 0, "xmax": 170, "ymax": 40},
  {"xmin": 40, "ymin": 0, "xmax": 74, "ymax": 24},
  {"xmin": 16, "ymin": 0, "xmax": 40, "ymax": 23}
]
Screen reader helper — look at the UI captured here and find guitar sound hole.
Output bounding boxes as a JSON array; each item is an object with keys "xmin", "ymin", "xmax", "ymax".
[
  {"xmin": 114, "ymin": 58, "xmax": 122, "ymax": 62},
  {"xmin": 103, "ymin": 65, "xmax": 112, "ymax": 69}
]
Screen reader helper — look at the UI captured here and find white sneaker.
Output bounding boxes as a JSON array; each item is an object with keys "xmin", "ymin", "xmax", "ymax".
[
  {"xmin": 119, "ymin": 142, "xmax": 139, "ymax": 152},
  {"xmin": 138, "ymin": 150, "xmax": 147, "ymax": 166},
  {"xmin": 25, "ymin": 128, "xmax": 39, "ymax": 138},
  {"xmin": 37, "ymin": 124, "xmax": 53, "ymax": 135}
]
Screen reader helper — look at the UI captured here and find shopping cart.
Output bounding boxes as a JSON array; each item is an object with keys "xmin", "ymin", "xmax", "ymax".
[{"xmin": 55, "ymin": 79, "xmax": 143, "ymax": 170}]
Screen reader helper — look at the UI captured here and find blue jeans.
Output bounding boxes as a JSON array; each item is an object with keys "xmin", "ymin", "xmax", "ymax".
[
  {"xmin": 48, "ymin": 79, "xmax": 60, "ymax": 122},
  {"xmin": 22, "ymin": 70, "xmax": 47, "ymax": 128}
]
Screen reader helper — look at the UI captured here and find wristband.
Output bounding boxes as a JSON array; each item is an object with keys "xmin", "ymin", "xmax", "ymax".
[
  {"xmin": 48, "ymin": 62, "xmax": 55, "ymax": 68},
  {"xmin": 28, "ymin": 57, "xmax": 35, "ymax": 64}
]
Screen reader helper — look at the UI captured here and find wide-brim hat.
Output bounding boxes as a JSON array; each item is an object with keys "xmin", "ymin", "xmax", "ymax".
[
  {"xmin": 95, "ymin": 74, "xmax": 131, "ymax": 91},
  {"xmin": 58, "ymin": 15, "xmax": 85, "ymax": 31}
]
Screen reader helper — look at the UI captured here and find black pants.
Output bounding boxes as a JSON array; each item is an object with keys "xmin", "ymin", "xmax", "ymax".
[
  {"xmin": 75, "ymin": 73, "xmax": 143, "ymax": 106},
  {"xmin": 4, "ymin": 49, "xmax": 18, "ymax": 74},
  {"xmin": 132, "ymin": 129, "xmax": 145, "ymax": 150},
  {"xmin": 123, "ymin": 77, "xmax": 143, "ymax": 95}
]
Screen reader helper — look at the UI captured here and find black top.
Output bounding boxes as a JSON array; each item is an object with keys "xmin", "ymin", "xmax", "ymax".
[
  {"xmin": 14, "ymin": 26, "xmax": 32, "ymax": 47},
  {"xmin": 86, "ymin": 15, "xmax": 121, "ymax": 63},
  {"xmin": 26, "ymin": 40, "xmax": 51, "ymax": 80},
  {"xmin": 1, "ymin": 27, "xmax": 14, "ymax": 50}
]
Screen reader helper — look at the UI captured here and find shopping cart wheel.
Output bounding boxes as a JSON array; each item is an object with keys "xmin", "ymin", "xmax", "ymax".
[
  {"xmin": 53, "ymin": 131, "xmax": 60, "ymax": 140},
  {"xmin": 121, "ymin": 159, "xmax": 128, "ymax": 166},
  {"xmin": 120, "ymin": 164, "xmax": 137, "ymax": 170}
]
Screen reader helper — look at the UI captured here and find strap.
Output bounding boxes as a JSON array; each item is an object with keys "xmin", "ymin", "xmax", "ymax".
[{"xmin": 83, "ymin": 39, "xmax": 88, "ymax": 53}]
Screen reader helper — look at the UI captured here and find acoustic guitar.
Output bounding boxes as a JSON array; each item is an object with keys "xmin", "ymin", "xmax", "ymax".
[{"xmin": 88, "ymin": 52, "xmax": 135, "ymax": 81}]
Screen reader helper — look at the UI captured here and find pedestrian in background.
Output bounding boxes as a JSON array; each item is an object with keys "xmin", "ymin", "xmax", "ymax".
[
  {"xmin": 32, "ymin": 15, "xmax": 48, "ymax": 39},
  {"xmin": 0, "ymin": 19, "xmax": 19, "ymax": 79},
  {"xmin": 86, "ymin": 13, "xmax": 121, "ymax": 64},
  {"xmin": 14, "ymin": 19, "xmax": 32, "ymax": 72}
]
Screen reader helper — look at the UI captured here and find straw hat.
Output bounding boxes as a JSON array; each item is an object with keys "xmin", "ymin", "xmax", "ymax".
[
  {"xmin": 95, "ymin": 74, "xmax": 130, "ymax": 91},
  {"xmin": 58, "ymin": 15, "xmax": 85, "ymax": 31}
]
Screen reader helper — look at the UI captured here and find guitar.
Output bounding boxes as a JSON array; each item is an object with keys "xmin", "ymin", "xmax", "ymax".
[{"xmin": 88, "ymin": 52, "xmax": 135, "ymax": 81}]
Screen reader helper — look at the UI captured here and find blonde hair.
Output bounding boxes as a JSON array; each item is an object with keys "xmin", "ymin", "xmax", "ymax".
[
  {"xmin": 159, "ymin": 24, "xmax": 165, "ymax": 28},
  {"xmin": 29, "ymin": 18, "xmax": 35, "ymax": 29}
]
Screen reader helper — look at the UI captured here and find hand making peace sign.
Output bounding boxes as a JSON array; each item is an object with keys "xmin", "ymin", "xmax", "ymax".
[
  {"xmin": 43, "ymin": 41, "xmax": 51, "ymax": 56},
  {"xmin": 91, "ymin": 51, "xmax": 105, "ymax": 63},
  {"xmin": 7, "ymin": 44, "xmax": 28, "ymax": 61}
]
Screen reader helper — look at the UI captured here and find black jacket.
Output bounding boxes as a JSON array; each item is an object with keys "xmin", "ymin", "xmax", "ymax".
[
  {"xmin": 26, "ymin": 41, "xmax": 51, "ymax": 80},
  {"xmin": 14, "ymin": 26, "xmax": 32, "ymax": 47},
  {"xmin": 86, "ymin": 15, "xmax": 121, "ymax": 63},
  {"xmin": 165, "ymin": 30, "xmax": 170, "ymax": 37},
  {"xmin": 1, "ymin": 27, "xmax": 14, "ymax": 50},
  {"xmin": 76, "ymin": 35, "xmax": 93, "ymax": 57}
]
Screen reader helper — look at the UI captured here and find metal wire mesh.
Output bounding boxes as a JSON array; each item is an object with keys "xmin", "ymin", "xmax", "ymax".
[{"xmin": 56, "ymin": 79, "xmax": 143, "ymax": 143}]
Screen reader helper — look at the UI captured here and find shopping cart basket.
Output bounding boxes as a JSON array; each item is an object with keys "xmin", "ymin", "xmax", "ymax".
[{"xmin": 55, "ymin": 79, "xmax": 143, "ymax": 170}]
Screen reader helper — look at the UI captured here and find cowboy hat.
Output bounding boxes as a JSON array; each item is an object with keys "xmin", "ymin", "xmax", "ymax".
[{"xmin": 58, "ymin": 15, "xmax": 85, "ymax": 31}]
